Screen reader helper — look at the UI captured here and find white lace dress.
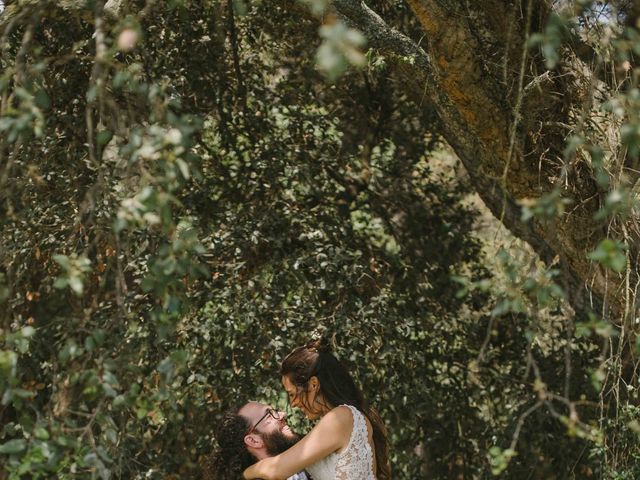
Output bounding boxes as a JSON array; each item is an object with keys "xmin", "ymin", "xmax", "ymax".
[{"xmin": 306, "ymin": 405, "xmax": 376, "ymax": 480}]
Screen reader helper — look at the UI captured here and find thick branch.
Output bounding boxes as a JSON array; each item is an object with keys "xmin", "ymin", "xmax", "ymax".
[{"xmin": 332, "ymin": 0, "xmax": 613, "ymax": 315}]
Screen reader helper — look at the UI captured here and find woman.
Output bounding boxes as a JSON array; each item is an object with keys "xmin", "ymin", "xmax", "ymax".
[{"xmin": 243, "ymin": 340, "xmax": 391, "ymax": 480}]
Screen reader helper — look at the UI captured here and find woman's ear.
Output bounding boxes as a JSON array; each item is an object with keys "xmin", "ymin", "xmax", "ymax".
[{"xmin": 308, "ymin": 375, "xmax": 320, "ymax": 392}]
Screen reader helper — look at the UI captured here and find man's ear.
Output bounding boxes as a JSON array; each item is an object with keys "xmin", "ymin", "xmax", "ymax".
[{"xmin": 244, "ymin": 433, "xmax": 264, "ymax": 449}]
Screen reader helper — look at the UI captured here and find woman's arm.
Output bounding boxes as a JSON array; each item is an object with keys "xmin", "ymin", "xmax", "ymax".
[{"xmin": 243, "ymin": 406, "xmax": 352, "ymax": 480}]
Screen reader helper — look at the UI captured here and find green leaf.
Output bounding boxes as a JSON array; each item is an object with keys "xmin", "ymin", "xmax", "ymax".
[
  {"xmin": 105, "ymin": 428, "xmax": 118, "ymax": 444},
  {"xmin": 587, "ymin": 239, "xmax": 627, "ymax": 273},
  {"xmin": 35, "ymin": 427, "xmax": 49, "ymax": 440},
  {"xmin": 231, "ymin": 0, "xmax": 247, "ymax": 16},
  {"xmin": 97, "ymin": 130, "xmax": 113, "ymax": 147},
  {"xmin": 86, "ymin": 85, "xmax": 98, "ymax": 103},
  {"xmin": 52, "ymin": 254, "xmax": 70, "ymax": 269},
  {"xmin": 53, "ymin": 277, "xmax": 68, "ymax": 289},
  {"xmin": 0, "ymin": 439, "xmax": 27, "ymax": 454},
  {"xmin": 175, "ymin": 158, "xmax": 190, "ymax": 179},
  {"xmin": 21, "ymin": 326, "xmax": 35, "ymax": 338},
  {"xmin": 84, "ymin": 335, "xmax": 96, "ymax": 352},
  {"xmin": 93, "ymin": 329, "xmax": 106, "ymax": 345},
  {"xmin": 34, "ymin": 90, "xmax": 51, "ymax": 110},
  {"xmin": 68, "ymin": 275, "xmax": 84, "ymax": 295}
]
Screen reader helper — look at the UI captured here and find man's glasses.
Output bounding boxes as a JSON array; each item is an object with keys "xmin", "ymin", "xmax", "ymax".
[{"xmin": 246, "ymin": 408, "xmax": 283, "ymax": 435}]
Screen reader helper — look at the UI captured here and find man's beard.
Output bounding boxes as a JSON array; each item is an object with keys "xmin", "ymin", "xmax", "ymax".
[{"xmin": 262, "ymin": 428, "xmax": 300, "ymax": 456}]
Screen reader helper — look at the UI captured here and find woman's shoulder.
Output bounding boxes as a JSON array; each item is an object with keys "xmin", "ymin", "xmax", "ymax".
[
  {"xmin": 331, "ymin": 405, "xmax": 374, "ymax": 445},
  {"xmin": 331, "ymin": 404, "xmax": 357, "ymax": 419},
  {"xmin": 331, "ymin": 404, "xmax": 368, "ymax": 424},
  {"xmin": 314, "ymin": 406, "xmax": 355, "ymax": 443},
  {"xmin": 319, "ymin": 405, "xmax": 353, "ymax": 427},
  {"xmin": 325, "ymin": 405, "xmax": 365, "ymax": 437}
]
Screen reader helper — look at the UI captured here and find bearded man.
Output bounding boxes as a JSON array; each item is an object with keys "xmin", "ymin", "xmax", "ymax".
[{"xmin": 204, "ymin": 401, "xmax": 308, "ymax": 480}]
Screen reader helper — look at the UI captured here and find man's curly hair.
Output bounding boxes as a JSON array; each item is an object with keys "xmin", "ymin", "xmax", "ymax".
[{"xmin": 202, "ymin": 404, "xmax": 255, "ymax": 480}]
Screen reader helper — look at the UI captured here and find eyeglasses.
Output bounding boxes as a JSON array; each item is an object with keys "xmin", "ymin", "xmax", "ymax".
[{"xmin": 246, "ymin": 408, "xmax": 283, "ymax": 435}]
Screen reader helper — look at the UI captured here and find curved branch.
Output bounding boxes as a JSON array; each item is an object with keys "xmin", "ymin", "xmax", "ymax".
[{"xmin": 330, "ymin": 0, "xmax": 611, "ymax": 315}]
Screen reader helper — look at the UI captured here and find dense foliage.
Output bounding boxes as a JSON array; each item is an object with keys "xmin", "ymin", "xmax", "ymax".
[{"xmin": 0, "ymin": 0, "xmax": 638, "ymax": 479}]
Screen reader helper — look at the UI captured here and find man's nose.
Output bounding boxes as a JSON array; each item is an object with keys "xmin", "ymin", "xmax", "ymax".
[{"xmin": 277, "ymin": 410, "xmax": 286, "ymax": 420}]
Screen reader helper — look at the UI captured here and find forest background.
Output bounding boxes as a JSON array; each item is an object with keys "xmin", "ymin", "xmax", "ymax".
[{"xmin": 1, "ymin": 0, "xmax": 640, "ymax": 478}]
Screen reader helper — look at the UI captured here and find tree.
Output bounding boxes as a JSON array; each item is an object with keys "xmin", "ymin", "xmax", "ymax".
[
  {"xmin": 317, "ymin": 0, "xmax": 637, "ymax": 319},
  {"xmin": 0, "ymin": 0, "xmax": 639, "ymax": 478}
]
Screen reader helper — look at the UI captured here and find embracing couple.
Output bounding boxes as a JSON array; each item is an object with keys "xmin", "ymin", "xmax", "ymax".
[{"xmin": 205, "ymin": 339, "xmax": 391, "ymax": 480}]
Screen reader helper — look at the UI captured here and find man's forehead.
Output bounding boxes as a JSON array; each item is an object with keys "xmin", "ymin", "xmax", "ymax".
[{"xmin": 239, "ymin": 401, "xmax": 269, "ymax": 420}]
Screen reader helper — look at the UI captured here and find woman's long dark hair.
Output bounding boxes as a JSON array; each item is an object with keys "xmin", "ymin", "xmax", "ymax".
[{"xmin": 281, "ymin": 339, "xmax": 391, "ymax": 480}]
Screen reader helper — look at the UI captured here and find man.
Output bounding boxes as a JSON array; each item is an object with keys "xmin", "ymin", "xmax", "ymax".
[{"xmin": 204, "ymin": 401, "xmax": 308, "ymax": 480}]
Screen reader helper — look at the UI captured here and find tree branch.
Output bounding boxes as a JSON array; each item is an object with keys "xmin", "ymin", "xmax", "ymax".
[{"xmin": 329, "ymin": 0, "xmax": 606, "ymax": 315}]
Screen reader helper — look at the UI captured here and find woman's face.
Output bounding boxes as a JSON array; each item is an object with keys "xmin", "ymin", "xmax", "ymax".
[{"xmin": 282, "ymin": 375, "xmax": 323, "ymax": 420}]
